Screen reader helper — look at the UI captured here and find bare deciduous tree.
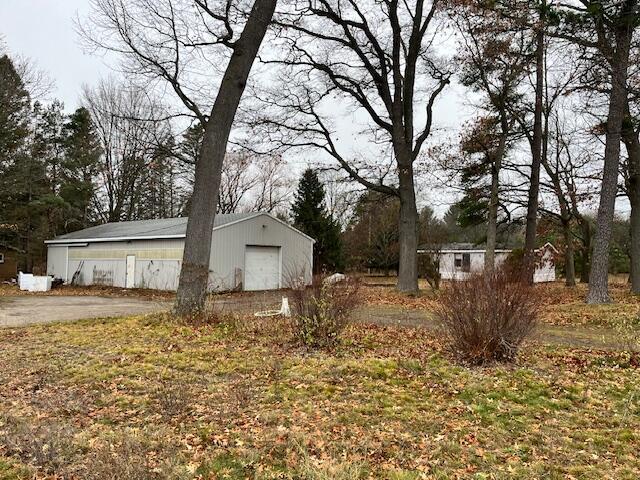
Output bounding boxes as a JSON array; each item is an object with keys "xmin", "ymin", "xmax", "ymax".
[
  {"xmin": 82, "ymin": 0, "xmax": 278, "ymax": 314},
  {"xmin": 540, "ymin": 114, "xmax": 599, "ymax": 287},
  {"xmin": 250, "ymin": 154, "xmax": 292, "ymax": 214},
  {"xmin": 82, "ymin": 79, "xmax": 174, "ymax": 223},
  {"xmin": 217, "ymin": 152, "xmax": 259, "ymax": 214},
  {"xmin": 621, "ymin": 99, "xmax": 640, "ymax": 293},
  {"xmin": 555, "ymin": 0, "xmax": 640, "ymax": 303},
  {"xmin": 254, "ymin": 0, "xmax": 451, "ymax": 293}
]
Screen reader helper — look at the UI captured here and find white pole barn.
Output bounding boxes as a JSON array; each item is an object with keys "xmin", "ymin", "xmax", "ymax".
[{"xmin": 46, "ymin": 213, "xmax": 314, "ymax": 292}]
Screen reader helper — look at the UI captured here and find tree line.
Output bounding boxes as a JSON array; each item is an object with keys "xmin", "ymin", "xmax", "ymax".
[{"xmin": 0, "ymin": 55, "xmax": 291, "ymax": 272}]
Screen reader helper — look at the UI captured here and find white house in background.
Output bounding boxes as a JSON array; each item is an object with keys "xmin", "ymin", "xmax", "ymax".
[
  {"xmin": 417, "ymin": 242, "xmax": 557, "ymax": 283},
  {"xmin": 532, "ymin": 243, "xmax": 558, "ymax": 283},
  {"xmin": 45, "ymin": 212, "xmax": 314, "ymax": 292}
]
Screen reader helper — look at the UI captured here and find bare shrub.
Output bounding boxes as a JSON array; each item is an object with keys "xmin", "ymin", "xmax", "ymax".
[
  {"xmin": 614, "ymin": 314, "xmax": 640, "ymax": 367},
  {"xmin": 152, "ymin": 376, "xmax": 194, "ymax": 420},
  {"xmin": 289, "ymin": 276, "xmax": 361, "ymax": 349},
  {"xmin": 79, "ymin": 428, "xmax": 188, "ymax": 480},
  {"xmin": 0, "ymin": 414, "xmax": 80, "ymax": 473},
  {"xmin": 434, "ymin": 268, "xmax": 539, "ymax": 365}
]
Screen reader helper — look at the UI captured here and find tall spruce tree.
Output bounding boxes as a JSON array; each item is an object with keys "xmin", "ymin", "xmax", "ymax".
[
  {"xmin": 291, "ymin": 169, "xmax": 344, "ymax": 274},
  {"xmin": 0, "ymin": 54, "xmax": 31, "ymax": 264},
  {"xmin": 0, "ymin": 55, "xmax": 30, "ymax": 164},
  {"xmin": 61, "ymin": 107, "xmax": 102, "ymax": 229}
]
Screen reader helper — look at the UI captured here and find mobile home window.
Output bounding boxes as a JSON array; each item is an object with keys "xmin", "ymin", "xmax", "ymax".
[
  {"xmin": 462, "ymin": 253, "xmax": 471, "ymax": 272},
  {"xmin": 455, "ymin": 253, "xmax": 471, "ymax": 272}
]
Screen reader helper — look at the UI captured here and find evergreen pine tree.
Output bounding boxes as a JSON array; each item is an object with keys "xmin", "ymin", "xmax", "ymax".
[
  {"xmin": 0, "ymin": 54, "xmax": 33, "ymax": 265},
  {"xmin": 291, "ymin": 169, "xmax": 344, "ymax": 273},
  {"xmin": 61, "ymin": 107, "xmax": 102, "ymax": 229},
  {"xmin": 0, "ymin": 55, "xmax": 30, "ymax": 163}
]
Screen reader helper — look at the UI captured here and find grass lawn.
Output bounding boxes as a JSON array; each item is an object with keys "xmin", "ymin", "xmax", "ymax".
[{"xmin": 0, "ymin": 282, "xmax": 639, "ymax": 479}]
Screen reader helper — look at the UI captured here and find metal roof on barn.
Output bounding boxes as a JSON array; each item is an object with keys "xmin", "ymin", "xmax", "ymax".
[{"xmin": 46, "ymin": 212, "xmax": 290, "ymax": 244}]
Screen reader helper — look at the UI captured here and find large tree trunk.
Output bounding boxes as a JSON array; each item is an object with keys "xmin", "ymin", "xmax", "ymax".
[
  {"xmin": 587, "ymin": 33, "xmax": 631, "ymax": 304},
  {"xmin": 630, "ymin": 180, "xmax": 640, "ymax": 294},
  {"xmin": 397, "ymin": 160, "xmax": 419, "ymax": 293},
  {"xmin": 578, "ymin": 216, "xmax": 591, "ymax": 283},
  {"xmin": 485, "ymin": 131, "xmax": 506, "ymax": 273},
  {"xmin": 485, "ymin": 161, "xmax": 500, "ymax": 274},
  {"xmin": 174, "ymin": 0, "xmax": 278, "ymax": 316},
  {"xmin": 622, "ymin": 111, "xmax": 640, "ymax": 294},
  {"xmin": 524, "ymin": 3, "xmax": 546, "ymax": 282},
  {"xmin": 562, "ymin": 218, "xmax": 576, "ymax": 287}
]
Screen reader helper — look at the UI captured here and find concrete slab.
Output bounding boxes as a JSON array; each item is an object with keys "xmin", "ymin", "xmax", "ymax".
[{"xmin": 0, "ymin": 296, "xmax": 169, "ymax": 328}]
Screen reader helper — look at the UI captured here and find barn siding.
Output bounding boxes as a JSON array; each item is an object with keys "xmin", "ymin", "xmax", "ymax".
[
  {"xmin": 47, "ymin": 214, "xmax": 314, "ymax": 292},
  {"xmin": 64, "ymin": 239, "xmax": 185, "ymax": 288},
  {"xmin": 46, "ymin": 246, "xmax": 68, "ymax": 281},
  {"xmin": 209, "ymin": 215, "xmax": 314, "ymax": 291}
]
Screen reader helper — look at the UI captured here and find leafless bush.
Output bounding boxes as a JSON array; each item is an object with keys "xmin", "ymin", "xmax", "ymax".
[
  {"xmin": 289, "ymin": 276, "xmax": 361, "ymax": 349},
  {"xmin": 614, "ymin": 314, "xmax": 640, "ymax": 367},
  {"xmin": 434, "ymin": 268, "xmax": 539, "ymax": 365},
  {"xmin": 153, "ymin": 376, "xmax": 194, "ymax": 420},
  {"xmin": 79, "ymin": 429, "xmax": 188, "ymax": 480},
  {"xmin": 0, "ymin": 415, "xmax": 80, "ymax": 473}
]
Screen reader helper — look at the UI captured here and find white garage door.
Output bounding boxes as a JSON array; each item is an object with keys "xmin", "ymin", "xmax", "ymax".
[{"xmin": 244, "ymin": 246, "xmax": 280, "ymax": 291}]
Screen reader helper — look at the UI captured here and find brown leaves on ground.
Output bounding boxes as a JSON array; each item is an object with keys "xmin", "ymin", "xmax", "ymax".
[
  {"xmin": 0, "ymin": 311, "xmax": 638, "ymax": 479},
  {"xmin": 361, "ymin": 279, "xmax": 640, "ymax": 327},
  {"xmin": 359, "ymin": 286, "xmax": 439, "ymax": 310},
  {"xmin": 535, "ymin": 281, "xmax": 640, "ymax": 326},
  {"xmin": 3, "ymin": 274, "xmax": 638, "ymax": 329},
  {"xmin": 0, "ymin": 283, "xmax": 174, "ymax": 301}
]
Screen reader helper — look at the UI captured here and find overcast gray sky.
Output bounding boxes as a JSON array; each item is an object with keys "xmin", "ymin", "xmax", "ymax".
[
  {"xmin": 0, "ymin": 1, "xmax": 473, "ymax": 214},
  {"xmin": 0, "ymin": 1, "xmax": 469, "ymax": 122},
  {"xmin": 0, "ymin": 0, "xmax": 111, "ymax": 109},
  {"xmin": 0, "ymin": 2, "xmax": 626, "ymax": 220}
]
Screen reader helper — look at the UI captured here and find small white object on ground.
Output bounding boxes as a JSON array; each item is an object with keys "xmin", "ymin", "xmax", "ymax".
[
  {"xmin": 17, "ymin": 273, "xmax": 52, "ymax": 292},
  {"xmin": 324, "ymin": 273, "xmax": 346, "ymax": 285},
  {"xmin": 254, "ymin": 296, "xmax": 291, "ymax": 318},
  {"xmin": 18, "ymin": 272, "xmax": 34, "ymax": 291},
  {"xmin": 29, "ymin": 276, "xmax": 52, "ymax": 292},
  {"xmin": 280, "ymin": 297, "xmax": 291, "ymax": 317}
]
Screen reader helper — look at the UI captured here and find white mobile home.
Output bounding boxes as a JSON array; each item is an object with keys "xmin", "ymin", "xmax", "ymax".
[
  {"xmin": 418, "ymin": 243, "xmax": 557, "ymax": 283},
  {"xmin": 46, "ymin": 213, "xmax": 314, "ymax": 292}
]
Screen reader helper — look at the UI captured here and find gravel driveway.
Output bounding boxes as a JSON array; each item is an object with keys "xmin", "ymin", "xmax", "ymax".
[{"xmin": 0, "ymin": 296, "xmax": 169, "ymax": 328}]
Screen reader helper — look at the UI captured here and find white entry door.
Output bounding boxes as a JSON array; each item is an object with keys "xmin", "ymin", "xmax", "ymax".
[
  {"xmin": 125, "ymin": 255, "xmax": 136, "ymax": 289},
  {"xmin": 244, "ymin": 246, "xmax": 280, "ymax": 291}
]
